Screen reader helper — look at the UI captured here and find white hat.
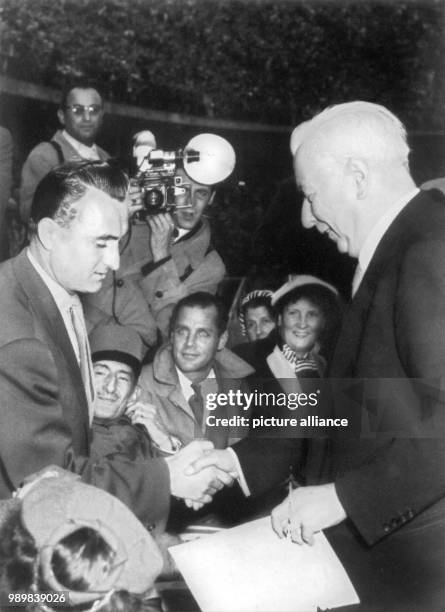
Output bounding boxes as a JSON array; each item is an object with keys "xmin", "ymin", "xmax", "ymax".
[{"xmin": 272, "ymin": 274, "xmax": 338, "ymax": 306}]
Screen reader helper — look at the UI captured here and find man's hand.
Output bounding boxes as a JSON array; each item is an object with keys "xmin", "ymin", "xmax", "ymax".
[
  {"xmin": 127, "ymin": 400, "xmax": 176, "ymax": 451},
  {"xmin": 184, "ymin": 448, "xmax": 239, "ymax": 479},
  {"xmin": 271, "ymin": 483, "xmax": 347, "ymax": 546},
  {"xmin": 166, "ymin": 441, "xmax": 234, "ymax": 505},
  {"xmin": 147, "ymin": 213, "xmax": 175, "ymax": 262},
  {"xmin": 127, "ymin": 181, "xmax": 145, "ymax": 218},
  {"xmin": 183, "ymin": 449, "xmax": 239, "ymax": 510}
]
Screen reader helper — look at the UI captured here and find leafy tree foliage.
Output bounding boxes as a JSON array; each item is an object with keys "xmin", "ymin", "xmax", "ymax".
[{"xmin": 1, "ymin": 0, "xmax": 444, "ymax": 129}]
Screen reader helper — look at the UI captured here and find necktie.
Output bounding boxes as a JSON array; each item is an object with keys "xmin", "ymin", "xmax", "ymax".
[
  {"xmin": 69, "ymin": 300, "xmax": 95, "ymax": 421},
  {"xmin": 189, "ymin": 382, "xmax": 204, "ymax": 428}
]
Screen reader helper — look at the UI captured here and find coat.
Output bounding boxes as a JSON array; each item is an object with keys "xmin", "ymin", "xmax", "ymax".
[
  {"xmin": 0, "ymin": 250, "xmax": 170, "ymax": 527},
  {"xmin": 138, "ymin": 344, "xmax": 254, "ymax": 448},
  {"xmin": 83, "ymin": 218, "xmax": 225, "ymax": 342},
  {"xmin": 233, "ymin": 190, "xmax": 445, "ymax": 609}
]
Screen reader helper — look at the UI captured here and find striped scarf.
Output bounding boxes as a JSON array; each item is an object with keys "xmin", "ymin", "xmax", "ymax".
[{"xmin": 281, "ymin": 343, "xmax": 321, "ymax": 378}]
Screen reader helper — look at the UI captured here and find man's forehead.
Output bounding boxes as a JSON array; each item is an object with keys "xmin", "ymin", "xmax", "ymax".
[
  {"xmin": 93, "ymin": 359, "xmax": 133, "ymax": 375},
  {"xmin": 294, "ymin": 148, "xmax": 317, "ymax": 190},
  {"xmin": 175, "ymin": 305, "xmax": 218, "ymax": 327},
  {"xmin": 73, "ymin": 187, "xmax": 123, "ymax": 234},
  {"xmin": 67, "ymin": 87, "xmax": 102, "ymax": 105}
]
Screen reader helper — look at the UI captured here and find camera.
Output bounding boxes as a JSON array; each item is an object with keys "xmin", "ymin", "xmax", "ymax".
[
  {"xmin": 131, "ymin": 148, "xmax": 199, "ymax": 220},
  {"xmin": 131, "ymin": 133, "xmax": 236, "ymax": 221}
]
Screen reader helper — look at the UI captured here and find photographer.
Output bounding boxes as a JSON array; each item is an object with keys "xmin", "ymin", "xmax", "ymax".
[{"xmin": 82, "ymin": 138, "xmax": 229, "ymax": 344}]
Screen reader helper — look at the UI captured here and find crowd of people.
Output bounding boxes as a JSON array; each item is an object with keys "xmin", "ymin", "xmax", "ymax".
[{"xmin": 0, "ymin": 87, "xmax": 445, "ymax": 611}]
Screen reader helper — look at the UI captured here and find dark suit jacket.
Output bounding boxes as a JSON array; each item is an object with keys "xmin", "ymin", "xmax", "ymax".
[
  {"xmin": 0, "ymin": 250, "xmax": 170, "ymax": 527},
  {"xmin": 234, "ymin": 190, "xmax": 445, "ymax": 607}
]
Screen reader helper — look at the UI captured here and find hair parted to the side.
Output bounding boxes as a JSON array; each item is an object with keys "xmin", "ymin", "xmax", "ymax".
[
  {"xmin": 169, "ymin": 291, "xmax": 228, "ymax": 337},
  {"xmin": 290, "ymin": 101, "xmax": 410, "ymax": 167},
  {"xmin": 59, "ymin": 80, "xmax": 104, "ymax": 110},
  {"xmin": 0, "ymin": 509, "xmax": 146, "ymax": 612},
  {"xmin": 29, "ymin": 160, "xmax": 129, "ymax": 231}
]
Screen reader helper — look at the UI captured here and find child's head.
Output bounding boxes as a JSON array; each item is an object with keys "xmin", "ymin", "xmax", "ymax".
[
  {"xmin": 0, "ymin": 470, "xmax": 163, "ymax": 611},
  {"xmin": 239, "ymin": 290, "xmax": 276, "ymax": 342}
]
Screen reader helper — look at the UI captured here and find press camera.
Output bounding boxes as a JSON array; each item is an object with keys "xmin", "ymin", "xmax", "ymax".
[{"xmin": 131, "ymin": 133, "xmax": 236, "ymax": 220}]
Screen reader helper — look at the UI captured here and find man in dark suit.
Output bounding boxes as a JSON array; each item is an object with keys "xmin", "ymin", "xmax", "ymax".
[
  {"xmin": 0, "ymin": 160, "xmax": 231, "ymax": 530},
  {"xmin": 190, "ymin": 102, "xmax": 445, "ymax": 609}
]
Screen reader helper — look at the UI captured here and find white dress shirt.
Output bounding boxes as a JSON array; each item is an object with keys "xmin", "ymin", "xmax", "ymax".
[{"xmin": 62, "ymin": 130, "xmax": 100, "ymax": 160}]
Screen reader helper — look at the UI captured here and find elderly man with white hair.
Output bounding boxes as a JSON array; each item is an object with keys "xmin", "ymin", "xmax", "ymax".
[{"xmin": 190, "ymin": 102, "xmax": 445, "ymax": 610}]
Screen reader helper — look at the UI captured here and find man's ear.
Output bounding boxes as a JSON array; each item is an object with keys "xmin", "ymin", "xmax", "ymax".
[
  {"xmin": 346, "ymin": 157, "xmax": 368, "ymax": 199},
  {"xmin": 217, "ymin": 330, "xmax": 228, "ymax": 351},
  {"xmin": 37, "ymin": 218, "xmax": 60, "ymax": 251},
  {"xmin": 57, "ymin": 108, "xmax": 66, "ymax": 127}
]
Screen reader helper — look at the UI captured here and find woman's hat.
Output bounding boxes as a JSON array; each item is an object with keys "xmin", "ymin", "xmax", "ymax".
[{"xmin": 271, "ymin": 275, "xmax": 338, "ymax": 306}]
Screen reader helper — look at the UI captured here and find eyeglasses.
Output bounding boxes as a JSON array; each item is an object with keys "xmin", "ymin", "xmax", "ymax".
[{"xmin": 65, "ymin": 104, "xmax": 103, "ymax": 117}]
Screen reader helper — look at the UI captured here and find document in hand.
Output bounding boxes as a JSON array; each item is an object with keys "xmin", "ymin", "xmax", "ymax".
[{"xmin": 169, "ymin": 517, "xmax": 359, "ymax": 612}]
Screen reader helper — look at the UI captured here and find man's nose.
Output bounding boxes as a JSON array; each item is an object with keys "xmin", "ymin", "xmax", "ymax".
[
  {"xmin": 104, "ymin": 374, "xmax": 117, "ymax": 393},
  {"xmin": 184, "ymin": 332, "xmax": 196, "ymax": 348},
  {"xmin": 301, "ymin": 200, "xmax": 316, "ymax": 229},
  {"xmin": 82, "ymin": 107, "xmax": 93, "ymax": 121},
  {"xmin": 103, "ymin": 242, "xmax": 120, "ymax": 271},
  {"xmin": 184, "ymin": 191, "xmax": 194, "ymax": 208}
]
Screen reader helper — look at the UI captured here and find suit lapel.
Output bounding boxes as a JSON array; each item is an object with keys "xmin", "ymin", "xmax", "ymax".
[
  {"xmin": 331, "ymin": 192, "xmax": 426, "ymax": 377},
  {"xmin": 12, "ymin": 251, "xmax": 90, "ymax": 425}
]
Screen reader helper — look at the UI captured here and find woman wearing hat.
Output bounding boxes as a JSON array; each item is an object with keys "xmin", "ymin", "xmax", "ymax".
[{"xmin": 234, "ymin": 275, "xmax": 343, "ymax": 397}]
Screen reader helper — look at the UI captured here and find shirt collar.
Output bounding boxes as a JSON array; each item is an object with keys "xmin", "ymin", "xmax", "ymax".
[
  {"xmin": 27, "ymin": 248, "xmax": 77, "ymax": 312},
  {"xmin": 62, "ymin": 130, "xmax": 99, "ymax": 159},
  {"xmin": 175, "ymin": 365, "xmax": 216, "ymax": 402},
  {"xmin": 174, "ymin": 228, "xmax": 190, "ymax": 243},
  {"xmin": 358, "ymin": 188, "xmax": 420, "ymax": 276}
]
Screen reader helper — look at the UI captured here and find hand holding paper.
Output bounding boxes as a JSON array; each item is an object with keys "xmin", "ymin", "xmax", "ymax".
[
  {"xmin": 271, "ymin": 483, "xmax": 347, "ymax": 545},
  {"xmin": 169, "ymin": 516, "xmax": 359, "ymax": 611}
]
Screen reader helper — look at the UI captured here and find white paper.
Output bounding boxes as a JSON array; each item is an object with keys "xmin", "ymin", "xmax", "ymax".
[{"xmin": 169, "ymin": 517, "xmax": 359, "ymax": 612}]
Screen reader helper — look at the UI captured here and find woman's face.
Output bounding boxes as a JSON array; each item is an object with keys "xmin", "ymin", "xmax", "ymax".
[
  {"xmin": 245, "ymin": 305, "xmax": 276, "ymax": 342},
  {"xmin": 279, "ymin": 298, "xmax": 325, "ymax": 356}
]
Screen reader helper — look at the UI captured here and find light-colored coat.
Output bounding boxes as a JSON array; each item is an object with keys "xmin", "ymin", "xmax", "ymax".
[{"xmin": 138, "ymin": 344, "xmax": 254, "ymax": 448}]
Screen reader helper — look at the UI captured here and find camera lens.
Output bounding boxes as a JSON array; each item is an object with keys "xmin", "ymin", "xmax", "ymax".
[{"xmin": 145, "ymin": 188, "xmax": 164, "ymax": 209}]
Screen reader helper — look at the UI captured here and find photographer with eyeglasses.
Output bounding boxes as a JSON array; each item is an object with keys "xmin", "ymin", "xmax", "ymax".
[{"xmin": 19, "ymin": 81, "xmax": 109, "ymax": 224}]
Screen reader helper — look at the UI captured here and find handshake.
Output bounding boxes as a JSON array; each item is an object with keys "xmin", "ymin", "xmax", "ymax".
[{"xmin": 165, "ymin": 442, "xmax": 238, "ymax": 510}]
